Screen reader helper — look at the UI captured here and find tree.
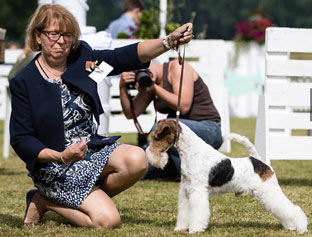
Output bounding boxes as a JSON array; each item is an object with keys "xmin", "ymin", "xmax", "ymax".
[{"xmin": 0, "ymin": 0, "xmax": 37, "ymax": 45}]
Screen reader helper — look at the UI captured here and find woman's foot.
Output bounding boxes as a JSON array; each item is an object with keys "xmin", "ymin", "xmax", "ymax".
[{"xmin": 23, "ymin": 189, "xmax": 45, "ymax": 226}]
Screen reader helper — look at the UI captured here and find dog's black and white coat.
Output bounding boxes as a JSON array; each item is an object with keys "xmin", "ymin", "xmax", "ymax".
[{"xmin": 146, "ymin": 120, "xmax": 308, "ymax": 234}]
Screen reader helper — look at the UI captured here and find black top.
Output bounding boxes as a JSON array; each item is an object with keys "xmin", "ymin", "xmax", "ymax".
[{"xmin": 154, "ymin": 62, "xmax": 221, "ymax": 121}]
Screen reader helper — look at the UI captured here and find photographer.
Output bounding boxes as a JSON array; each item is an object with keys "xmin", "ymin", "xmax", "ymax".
[{"xmin": 119, "ymin": 60, "xmax": 223, "ymax": 180}]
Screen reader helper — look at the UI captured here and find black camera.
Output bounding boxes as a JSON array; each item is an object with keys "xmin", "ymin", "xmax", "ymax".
[{"xmin": 127, "ymin": 69, "xmax": 153, "ymax": 89}]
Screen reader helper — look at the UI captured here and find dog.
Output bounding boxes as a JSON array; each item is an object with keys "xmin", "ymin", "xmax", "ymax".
[{"xmin": 145, "ymin": 119, "xmax": 308, "ymax": 234}]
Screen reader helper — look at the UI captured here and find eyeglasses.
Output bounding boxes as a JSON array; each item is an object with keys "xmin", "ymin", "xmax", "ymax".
[{"xmin": 41, "ymin": 31, "xmax": 73, "ymax": 42}]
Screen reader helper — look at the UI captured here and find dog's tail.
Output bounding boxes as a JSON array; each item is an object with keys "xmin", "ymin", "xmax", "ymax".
[{"xmin": 228, "ymin": 133, "xmax": 261, "ymax": 160}]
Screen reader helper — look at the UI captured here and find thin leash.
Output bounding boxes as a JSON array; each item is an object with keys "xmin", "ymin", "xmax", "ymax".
[
  {"xmin": 128, "ymin": 92, "xmax": 147, "ymax": 135},
  {"xmin": 128, "ymin": 92, "xmax": 158, "ymax": 136},
  {"xmin": 175, "ymin": 25, "xmax": 190, "ymax": 129},
  {"xmin": 175, "ymin": 43, "xmax": 186, "ymax": 137}
]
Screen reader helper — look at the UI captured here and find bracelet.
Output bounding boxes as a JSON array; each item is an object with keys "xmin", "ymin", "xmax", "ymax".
[
  {"xmin": 59, "ymin": 152, "xmax": 66, "ymax": 164},
  {"xmin": 162, "ymin": 36, "xmax": 170, "ymax": 50}
]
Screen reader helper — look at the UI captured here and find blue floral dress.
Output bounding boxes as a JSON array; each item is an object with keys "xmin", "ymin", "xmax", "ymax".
[{"xmin": 29, "ymin": 78, "xmax": 120, "ymax": 208}]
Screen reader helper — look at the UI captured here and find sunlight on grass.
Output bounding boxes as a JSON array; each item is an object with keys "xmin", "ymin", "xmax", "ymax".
[{"xmin": 0, "ymin": 119, "xmax": 311, "ymax": 236}]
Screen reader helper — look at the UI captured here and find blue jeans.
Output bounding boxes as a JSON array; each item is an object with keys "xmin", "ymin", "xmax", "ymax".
[{"xmin": 141, "ymin": 119, "xmax": 222, "ymax": 180}]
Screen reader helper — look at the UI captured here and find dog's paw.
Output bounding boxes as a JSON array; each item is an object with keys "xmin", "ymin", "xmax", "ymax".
[
  {"xmin": 188, "ymin": 228, "xmax": 206, "ymax": 234},
  {"xmin": 174, "ymin": 225, "xmax": 188, "ymax": 232},
  {"xmin": 283, "ymin": 223, "xmax": 308, "ymax": 234},
  {"xmin": 188, "ymin": 225, "xmax": 206, "ymax": 234},
  {"xmin": 297, "ymin": 228, "xmax": 308, "ymax": 235}
]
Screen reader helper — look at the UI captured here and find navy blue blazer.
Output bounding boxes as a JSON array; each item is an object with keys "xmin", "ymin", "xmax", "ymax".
[{"xmin": 10, "ymin": 40, "xmax": 149, "ymax": 172}]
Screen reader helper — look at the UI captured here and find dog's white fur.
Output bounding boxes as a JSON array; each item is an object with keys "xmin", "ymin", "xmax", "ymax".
[{"xmin": 146, "ymin": 120, "xmax": 308, "ymax": 234}]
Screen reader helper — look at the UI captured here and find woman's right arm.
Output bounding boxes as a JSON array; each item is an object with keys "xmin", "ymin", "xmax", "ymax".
[
  {"xmin": 10, "ymin": 77, "xmax": 48, "ymax": 171},
  {"xmin": 119, "ymin": 71, "xmax": 153, "ymax": 119},
  {"xmin": 10, "ymin": 78, "xmax": 87, "ymax": 169},
  {"xmin": 38, "ymin": 138, "xmax": 87, "ymax": 164}
]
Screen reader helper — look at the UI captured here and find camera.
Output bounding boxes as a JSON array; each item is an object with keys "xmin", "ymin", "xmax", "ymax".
[{"xmin": 127, "ymin": 69, "xmax": 153, "ymax": 89}]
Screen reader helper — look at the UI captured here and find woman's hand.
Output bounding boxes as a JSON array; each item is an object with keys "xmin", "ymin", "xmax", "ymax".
[
  {"xmin": 120, "ymin": 71, "xmax": 136, "ymax": 88},
  {"xmin": 168, "ymin": 23, "xmax": 193, "ymax": 48},
  {"xmin": 137, "ymin": 22, "xmax": 193, "ymax": 63},
  {"xmin": 62, "ymin": 138, "xmax": 88, "ymax": 163}
]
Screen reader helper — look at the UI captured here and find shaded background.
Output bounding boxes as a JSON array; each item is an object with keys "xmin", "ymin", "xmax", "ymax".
[{"xmin": 1, "ymin": 0, "xmax": 312, "ymax": 45}]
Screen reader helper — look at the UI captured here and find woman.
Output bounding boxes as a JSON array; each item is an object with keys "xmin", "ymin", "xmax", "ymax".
[
  {"xmin": 119, "ymin": 60, "xmax": 222, "ymax": 180},
  {"xmin": 10, "ymin": 4, "xmax": 192, "ymax": 228}
]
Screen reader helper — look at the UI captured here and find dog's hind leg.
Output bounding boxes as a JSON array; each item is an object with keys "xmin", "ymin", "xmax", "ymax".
[
  {"xmin": 253, "ymin": 181, "xmax": 308, "ymax": 234},
  {"xmin": 187, "ymin": 186, "xmax": 210, "ymax": 234},
  {"xmin": 174, "ymin": 182, "xmax": 190, "ymax": 232}
]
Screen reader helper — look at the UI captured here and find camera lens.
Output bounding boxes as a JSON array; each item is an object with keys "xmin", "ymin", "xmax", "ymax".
[
  {"xmin": 136, "ymin": 69, "xmax": 152, "ymax": 88},
  {"xmin": 126, "ymin": 69, "xmax": 152, "ymax": 90}
]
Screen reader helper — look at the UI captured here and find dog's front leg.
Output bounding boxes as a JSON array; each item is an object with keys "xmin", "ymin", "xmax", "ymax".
[
  {"xmin": 188, "ymin": 186, "xmax": 210, "ymax": 234},
  {"xmin": 174, "ymin": 181, "xmax": 189, "ymax": 232}
]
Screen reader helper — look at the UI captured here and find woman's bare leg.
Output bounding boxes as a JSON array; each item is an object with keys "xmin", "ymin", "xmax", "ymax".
[
  {"xmin": 24, "ymin": 144, "xmax": 147, "ymax": 228},
  {"xmin": 24, "ymin": 187, "xmax": 120, "ymax": 228},
  {"xmin": 98, "ymin": 144, "xmax": 148, "ymax": 197}
]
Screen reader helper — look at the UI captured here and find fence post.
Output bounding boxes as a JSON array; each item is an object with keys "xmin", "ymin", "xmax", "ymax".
[{"xmin": 0, "ymin": 28, "xmax": 6, "ymax": 64}]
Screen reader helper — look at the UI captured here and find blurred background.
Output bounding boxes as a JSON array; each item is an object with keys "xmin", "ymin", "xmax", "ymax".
[{"xmin": 2, "ymin": 0, "xmax": 312, "ymax": 44}]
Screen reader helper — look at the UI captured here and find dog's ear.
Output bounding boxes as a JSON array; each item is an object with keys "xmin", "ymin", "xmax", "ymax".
[{"xmin": 154, "ymin": 124, "xmax": 171, "ymax": 140}]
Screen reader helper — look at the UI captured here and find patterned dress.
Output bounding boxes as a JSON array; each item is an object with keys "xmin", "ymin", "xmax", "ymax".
[{"xmin": 29, "ymin": 78, "xmax": 120, "ymax": 208}]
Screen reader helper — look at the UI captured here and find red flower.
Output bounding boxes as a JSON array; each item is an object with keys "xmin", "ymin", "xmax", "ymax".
[{"xmin": 234, "ymin": 17, "xmax": 273, "ymax": 44}]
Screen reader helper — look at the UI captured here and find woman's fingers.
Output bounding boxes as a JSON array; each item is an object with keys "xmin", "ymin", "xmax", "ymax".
[
  {"xmin": 120, "ymin": 71, "xmax": 135, "ymax": 86},
  {"xmin": 63, "ymin": 138, "xmax": 88, "ymax": 162},
  {"xmin": 171, "ymin": 23, "xmax": 193, "ymax": 45}
]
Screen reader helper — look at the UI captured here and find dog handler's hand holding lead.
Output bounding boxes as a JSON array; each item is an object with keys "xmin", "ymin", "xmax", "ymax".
[
  {"xmin": 162, "ymin": 24, "xmax": 193, "ymax": 122},
  {"xmin": 162, "ymin": 23, "xmax": 193, "ymax": 51}
]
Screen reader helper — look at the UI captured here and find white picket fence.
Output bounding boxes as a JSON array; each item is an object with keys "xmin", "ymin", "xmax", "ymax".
[
  {"xmin": 0, "ymin": 49, "xmax": 23, "ymax": 158},
  {"xmin": 255, "ymin": 27, "xmax": 312, "ymax": 163}
]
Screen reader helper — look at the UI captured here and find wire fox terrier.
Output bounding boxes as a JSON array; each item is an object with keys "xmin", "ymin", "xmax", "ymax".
[{"xmin": 145, "ymin": 119, "xmax": 308, "ymax": 234}]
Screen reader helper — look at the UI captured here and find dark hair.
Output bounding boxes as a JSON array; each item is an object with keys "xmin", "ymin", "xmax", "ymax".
[{"xmin": 123, "ymin": 0, "xmax": 144, "ymax": 12}]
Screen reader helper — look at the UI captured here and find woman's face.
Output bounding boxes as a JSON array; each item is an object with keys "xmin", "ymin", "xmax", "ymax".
[{"xmin": 36, "ymin": 19, "xmax": 73, "ymax": 62}]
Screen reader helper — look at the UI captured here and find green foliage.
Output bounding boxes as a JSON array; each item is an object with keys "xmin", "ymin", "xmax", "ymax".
[
  {"xmin": 116, "ymin": 32, "xmax": 132, "ymax": 39},
  {"xmin": 0, "ymin": 0, "xmax": 37, "ymax": 44},
  {"xmin": 135, "ymin": 8, "xmax": 160, "ymax": 39},
  {"xmin": 165, "ymin": 22, "xmax": 180, "ymax": 35},
  {"xmin": 116, "ymin": 0, "xmax": 181, "ymax": 39},
  {"xmin": 87, "ymin": 0, "xmax": 123, "ymax": 32}
]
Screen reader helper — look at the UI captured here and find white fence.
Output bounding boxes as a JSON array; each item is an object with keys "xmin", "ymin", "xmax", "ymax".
[
  {"xmin": 255, "ymin": 27, "xmax": 312, "ymax": 163},
  {"xmin": 0, "ymin": 49, "xmax": 23, "ymax": 158}
]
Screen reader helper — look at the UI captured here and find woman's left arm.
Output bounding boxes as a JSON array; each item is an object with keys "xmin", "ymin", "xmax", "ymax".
[
  {"xmin": 152, "ymin": 60, "xmax": 197, "ymax": 115},
  {"xmin": 137, "ymin": 23, "xmax": 193, "ymax": 63}
]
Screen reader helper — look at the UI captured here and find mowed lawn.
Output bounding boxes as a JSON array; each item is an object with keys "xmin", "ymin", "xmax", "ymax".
[{"xmin": 0, "ymin": 118, "xmax": 311, "ymax": 236}]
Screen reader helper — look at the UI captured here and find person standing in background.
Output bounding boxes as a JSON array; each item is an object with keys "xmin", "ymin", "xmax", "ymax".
[{"xmin": 106, "ymin": 0, "xmax": 144, "ymax": 38}]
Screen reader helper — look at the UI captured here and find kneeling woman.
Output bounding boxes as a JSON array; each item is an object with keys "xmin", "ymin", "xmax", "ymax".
[{"xmin": 10, "ymin": 4, "xmax": 192, "ymax": 228}]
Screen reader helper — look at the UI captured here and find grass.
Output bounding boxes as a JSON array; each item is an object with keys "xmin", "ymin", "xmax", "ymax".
[{"xmin": 0, "ymin": 118, "xmax": 311, "ymax": 236}]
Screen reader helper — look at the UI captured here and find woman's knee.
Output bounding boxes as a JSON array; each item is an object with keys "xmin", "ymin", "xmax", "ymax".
[
  {"xmin": 108, "ymin": 144, "xmax": 148, "ymax": 177},
  {"xmin": 125, "ymin": 146, "xmax": 148, "ymax": 175},
  {"xmin": 93, "ymin": 210, "xmax": 121, "ymax": 229}
]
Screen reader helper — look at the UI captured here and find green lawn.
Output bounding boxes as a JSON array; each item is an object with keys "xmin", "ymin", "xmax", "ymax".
[{"xmin": 0, "ymin": 118, "xmax": 311, "ymax": 236}]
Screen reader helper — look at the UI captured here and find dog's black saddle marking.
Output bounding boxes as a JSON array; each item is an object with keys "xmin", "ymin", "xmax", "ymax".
[{"xmin": 209, "ymin": 159, "xmax": 234, "ymax": 187}]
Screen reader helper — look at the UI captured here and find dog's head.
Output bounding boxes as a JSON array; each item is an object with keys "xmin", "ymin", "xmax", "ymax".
[{"xmin": 145, "ymin": 119, "xmax": 179, "ymax": 169}]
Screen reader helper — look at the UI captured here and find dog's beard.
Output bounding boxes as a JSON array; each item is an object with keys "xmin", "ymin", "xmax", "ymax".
[{"xmin": 145, "ymin": 146, "xmax": 169, "ymax": 169}]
